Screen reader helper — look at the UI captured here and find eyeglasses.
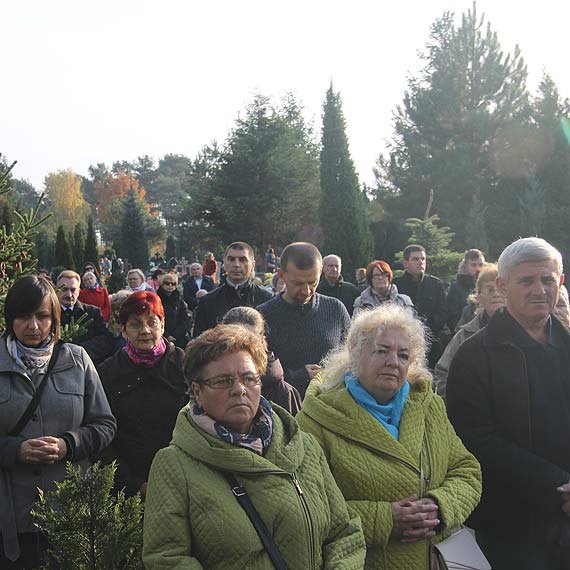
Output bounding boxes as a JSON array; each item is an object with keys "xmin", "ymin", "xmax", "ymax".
[
  {"xmin": 372, "ymin": 273, "xmax": 389, "ymax": 281},
  {"xmin": 162, "ymin": 282, "xmax": 176, "ymax": 286},
  {"xmin": 197, "ymin": 373, "xmax": 262, "ymax": 390},
  {"xmin": 126, "ymin": 317, "xmax": 163, "ymax": 331}
]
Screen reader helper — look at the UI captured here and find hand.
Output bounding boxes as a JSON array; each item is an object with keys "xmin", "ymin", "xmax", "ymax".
[
  {"xmin": 391, "ymin": 495, "xmax": 440, "ymax": 543},
  {"xmin": 305, "ymin": 364, "xmax": 321, "ymax": 380},
  {"xmin": 557, "ymin": 482, "xmax": 570, "ymax": 514},
  {"xmin": 17, "ymin": 436, "xmax": 65, "ymax": 465}
]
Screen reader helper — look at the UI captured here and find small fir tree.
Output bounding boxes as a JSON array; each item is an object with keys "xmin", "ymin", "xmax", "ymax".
[
  {"xmin": 84, "ymin": 216, "xmax": 99, "ymax": 267},
  {"xmin": 54, "ymin": 225, "xmax": 75, "ymax": 270},
  {"xmin": 33, "ymin": 461, "xmax": 144, "ymax": 570}
]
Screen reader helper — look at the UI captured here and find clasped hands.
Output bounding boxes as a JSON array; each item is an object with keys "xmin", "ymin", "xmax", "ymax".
[
  {"xmin": 17, "ymin": 436, "xmax": 67, "ymax": 465},
  {"xmin": 391, "ymin": 495, "xmax": 440, "ymax": 543}
]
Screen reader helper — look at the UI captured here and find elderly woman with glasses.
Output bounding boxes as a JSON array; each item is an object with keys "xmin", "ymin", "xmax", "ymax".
[
  {"xmin": 354, "ymin": 260, "xmax": 414, "ymax": 315},
  {"xmin": 143, "ymin": 324, "xmax": 366, "ymax": 569},
  {"xmin": 297, "ymin": 304, "xmax": 482, "ymax": 570},
  {"xmin": 157, "ymin": 274, "xmax": 190, "ymax": 349},
  {"xmin": 98, "ymin": 291, "xmax": 188, "ymax": 498}
]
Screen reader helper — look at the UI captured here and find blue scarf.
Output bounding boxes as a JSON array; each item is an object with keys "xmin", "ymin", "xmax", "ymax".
[{"xmin": 345, "ymin": 371, "xmax": 410, "ymax": 440}]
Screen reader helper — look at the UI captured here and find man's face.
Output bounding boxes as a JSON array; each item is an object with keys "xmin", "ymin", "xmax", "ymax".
[
  {"xmin": 403, "ymin": 250, "xmax": 426, "ymax": 278},
  {"xmin": 466, "ymin": 258, "xmax": 485, "ymax": 277},
  {"xmin": 191, "ymin": 265, "xmax": 203, "ymax": 279},
  {"xmin": 280, "ymin": 263, "xmax": 321, "ymax": 305},
  {"xmin": 224, "ymin": 247, "xmax": 253, "ymax": 284},
  {"xmin": 323, "ymin": 257, "xmax": 341, "ymax": 283},
  {"xmin": 497, "ymin": 260, "xmax": 564, "ymax": 328},
  {"xmin": 57, "ymin": 277, "xmax": 80, "ymax": 308}
]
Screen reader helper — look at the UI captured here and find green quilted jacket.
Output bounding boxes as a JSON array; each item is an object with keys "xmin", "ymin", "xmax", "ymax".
[
  {"xmin": 143, "ymin": 403, "xmax": 366, "ymax": 569},
  {"xmin": 296, "ymin": 379, "xmax": 482, "ymax": 570}
]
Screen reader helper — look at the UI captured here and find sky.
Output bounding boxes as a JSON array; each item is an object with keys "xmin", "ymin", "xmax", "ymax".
[{"xmin": 2, "ymin": 0, "xmax": 569, "ymax": 192}]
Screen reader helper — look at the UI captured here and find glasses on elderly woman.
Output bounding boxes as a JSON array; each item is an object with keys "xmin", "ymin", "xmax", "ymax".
[
  {"xmin": 197, "ymin": 373, "xmax": 262, "ymax": 389},
  {"xmin": 372, "ymin": 273, "xmax": 390, "ymax": 281},
  {"xmin": 162, "ymin": 281, "xmax": 177, "ymax": 286},
  {"xmin": 126, "ymin": 317, "xmax": 163, "ymax": 331}
]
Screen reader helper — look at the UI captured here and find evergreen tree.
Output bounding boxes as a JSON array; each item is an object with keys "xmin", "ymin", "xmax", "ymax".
[
  {"xmin": 320, "ymin": 84, "xmax": 372, "ymax": 277},
  {"xmin": 54, "ymin": 225, "xmax": 75, "ymax": 270},
  {"xmin": 33, "ymin": 461, "xmax": 143, "ymax": 569},
  {"xmin": 120, "ymin": 188, "xmax": 150, "ymax": 271},
  {"xmin": 72, "ymin": 223, "xmax": 85, "ymax": 270},
  {"xmin": 34, "ymin": 230, "xmax": 55, "ymax": 271},
  {"xmin": 1, "ymin": 202, "xmax": 13, "ymax": 234},
  {"xmin": 84, "ymin": 216, "xmax": 99, "ymax": 268},
  {"xmin": 164, "ymin": 235, "xmax": 176, "ymax": 261}
]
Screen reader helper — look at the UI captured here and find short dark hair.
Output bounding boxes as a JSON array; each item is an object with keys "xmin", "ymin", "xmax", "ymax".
[
  {"xmin": 224, "ymin": 242, "xmax": 255, "ymax": 261},
  {"xmin": 280, "ymin": 242, "xmax": 322, "ymax": 271},
  {"xmin": 222, "ymin": 306, "xmax": 265, "ymax": 337},
  {"xmin": 464, "ymin": 249, "xmax": 485, "ymax": 263},
  {"xmin": 5, "ymin": 275, "xmax": 61, "ymax": 343},
  {"xmin": 403, "ymin": 244, "xmax": 426, "ymax": 261},
  {"xmin": 119, "ymin": 291, "xmax": 165, "ymax": 325}
]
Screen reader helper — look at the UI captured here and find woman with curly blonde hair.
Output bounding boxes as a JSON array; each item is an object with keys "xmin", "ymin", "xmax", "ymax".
[{"xmin": 297, "ymin": 304, "xmax": 482, "ymax": 570}]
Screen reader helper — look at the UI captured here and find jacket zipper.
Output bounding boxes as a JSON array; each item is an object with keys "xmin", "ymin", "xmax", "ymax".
[{"xmin": 291, "ymin": 472, "xmax": 316, "ymax": 570}]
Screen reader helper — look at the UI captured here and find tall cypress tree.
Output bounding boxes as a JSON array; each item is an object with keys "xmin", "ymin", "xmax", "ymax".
[
  {"xmin": 320, "ymin": 84, "xmax": 372, "ymax": 277},
  {"xmin": 165, "ymin": 235, "xmax": 176, "ymax": 261},
  {"xmin": 54, "ymin": 225, "xmax": 74, "ymax": 270},
  {"xmin": 72, "ymin": 223, "xmax": 85, "ymax": 270},
  {"xmin": 120, "ymin": 188, "xmax": 149, "ymax": 271},
  {"xmin": 84, "ymin": 216, "xmax": 99, "ymax": 267}
]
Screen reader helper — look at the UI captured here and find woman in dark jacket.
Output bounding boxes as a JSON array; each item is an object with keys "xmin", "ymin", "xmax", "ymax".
[
  {"xmin": 222, "ymin": 306, "xmax": 302, "ymax": 415},
  {"xmin": 156, "ymin": 274, "xmax": 190, "ymax": 349},
  {"xmin": 98, "ymin": 291, "xmax": 188, "ymax": 498}
]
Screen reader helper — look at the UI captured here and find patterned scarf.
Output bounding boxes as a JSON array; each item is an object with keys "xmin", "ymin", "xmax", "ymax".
[
  {"xmin": 345, "ymin": 371, "xmax": 410, "ymax": 440},
  {"xmin": 6, "ymin": 334, "xmax": 54, "ymax": 372},
  {"xmin": 189, "ymin": 393, "xmax": 273, "ymax": 455},
  {"xmin": 123, "ymin": 336, "xmax": 167, "ymax": 367}
]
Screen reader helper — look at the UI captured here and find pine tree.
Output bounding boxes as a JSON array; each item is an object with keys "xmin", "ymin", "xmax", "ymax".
[
  {"xmin": 54, "ymin": 225, "xmax": 75, "ymax": 270},
  {"xmin": 120, "ymin": 188, "xmax": 150, "ymax": 271},
  {"xmin": 72, "ymin": 223, "xmax": 85, "ymax": 271},
  {"xmin": 84, "ymin": 216, "xmax": 99, "ymax": 268},
  {"xmin": 33, "ymin": 461, "xmax": 144, "ymax": 569},
  {"xmin": 320, "ymin": 84, "xmax": 372, "ymax": 277}
]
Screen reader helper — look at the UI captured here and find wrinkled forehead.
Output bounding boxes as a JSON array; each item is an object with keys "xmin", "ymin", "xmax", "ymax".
[{"xmin": 225, "ymin": 247, "xmax": 252, "ymax": 261}]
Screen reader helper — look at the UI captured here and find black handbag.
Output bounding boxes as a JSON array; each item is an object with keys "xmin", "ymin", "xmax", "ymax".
[
  {"xmin": 8, "ymin": 341, "xmax": 64, "ymax": 437},
  {"xmin": 222, "ymin": 472, "xmax": 287, "ymax": 570}
]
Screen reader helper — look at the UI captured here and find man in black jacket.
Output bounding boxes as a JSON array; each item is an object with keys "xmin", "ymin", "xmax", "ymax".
[
  {"xmin": 393, "ymin": 244, "xmax": 446, "ymax": 368},
  {"xmin": 447, "ymin": 237, "xmax": 570, "ymax": 569},
  {"xmin": 56, "ymin": 270, "xmax": 115, "ymax": 365},
  {"xmin": 316, "ymin": 254, "xmax": 360, "ymax": 316},
  {"xmin": 192, "ymin": 242, "xmax": 272, "ymax": 337},
  {"xmin": 183, "ymin": 262, "xmax": 216, "ymax": 310}
]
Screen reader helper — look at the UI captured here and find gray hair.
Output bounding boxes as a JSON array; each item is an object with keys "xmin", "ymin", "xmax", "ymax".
[
  {"xmin": 190, "ymin": 263, "xmax": 202, "ymax": 270},
  {"xmin": 318, "ymin": 304, "xmax": 431, "ymax": 392},
  {"xmin": 323, "ymin": 254, "xmax": 341, "ymax": 265},
  {"xmin": 127, "ymin": 268, "xmax": 146, "ymax": 282},
  {"xmin": 497, "ymin": 237, "xmax": 563, "ymax": 279}
]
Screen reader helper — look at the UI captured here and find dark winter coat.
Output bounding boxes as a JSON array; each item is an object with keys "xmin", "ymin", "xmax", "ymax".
[
  {"xmin": 157, "ymin": 287, "xmax": 190, "ymax": 349},
  {"xmin": 262, "ymin": 353, "xmax": 302, "ymax": 415},
  {"xmin": 317, "ymin": 276, "xmax": 361, "ymax": 316},
  {"xmin": 446, "ymin": 274, "xmax": 476, "ymax": 332},
  {"xmin": 97, "ymin": 342, "xmax": 188, "ymax": 496},
  {"xmin": 447, "ymin": 309, "xmax": 570, "ymax": 540},
  {"xmin": 182, "ymin": 275, "xmax": 216, "ymax": 310},
  {"xmin": 193, "ymin": 281, "xmax": 273, "ymax": 337}
]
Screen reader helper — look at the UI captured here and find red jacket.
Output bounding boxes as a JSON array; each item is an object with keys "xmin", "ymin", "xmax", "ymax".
[{"xmin": 78, "ymin": 286, "xmax": 111, "ymax": 322}]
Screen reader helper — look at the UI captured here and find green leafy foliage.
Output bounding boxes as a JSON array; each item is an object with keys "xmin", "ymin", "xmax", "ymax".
[{"xmin": 33, "ymin": 461, "xmax": 144, "ymax": 570}]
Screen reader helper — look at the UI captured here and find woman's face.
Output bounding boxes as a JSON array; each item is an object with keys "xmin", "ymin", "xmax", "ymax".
[
  {"xmin": 122, "ymin": 312, "xmax": 165, "ymax": 351},
  {"xmin": 371, "ymin": 267, "xmax": 390, "ymax": 296},
  {"xmin": 161, "ymin": 277, "xmax": 177, "ymax": 295},
  {"xmin": 13, "ymin": 297, "xmax": 53, "ymax": 347},
  {"xmin": 358, "ymin": 328, "xmax": 411, "ymax": 404},
  {"xmin": 127, "ymin": 272, "xmax": 143, "ymax": 288},
  {"xmin": 83, "ymin": 273, "xmax": 97, "ymax": 288},
  {"xmin": 192, "ymin": 350, "xmax": 261, "ymax": 434},
  {"xmin": 477, "ymin": 279, "xmax": 505, "ymax": 318}
]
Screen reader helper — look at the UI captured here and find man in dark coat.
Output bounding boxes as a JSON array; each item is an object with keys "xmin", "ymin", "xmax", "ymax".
[
  {"xmin": 316, "ymin": 254, "xmax": 360, "ymax": 316},
  {"xmin": 182, "ymin": 262, "xmax": 216, "ymax": 310},
  {"xmin": 56, "ymin": 270, "xmax": 114, "ymax": 365},
  {"xmin": 393, "ymin": 244, "xmax": 447, "ymax": 368},
  {"xmin": 447, "ymin": 237, "xmax": 570, "ymax": 570},
  {"xmin": 193, "ymin": 242, "xmax": 272, "ymax": 337}
]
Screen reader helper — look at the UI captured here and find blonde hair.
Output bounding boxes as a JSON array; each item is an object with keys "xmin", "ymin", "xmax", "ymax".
[{"xmin": 319, "ymin": 304, "xmax": 431, "ymax": 392}]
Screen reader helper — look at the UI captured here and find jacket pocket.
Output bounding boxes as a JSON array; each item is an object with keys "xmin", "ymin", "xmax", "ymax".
[{"xmin": 52, "ymin": 375, "xmax": 84, "ymax": 396}]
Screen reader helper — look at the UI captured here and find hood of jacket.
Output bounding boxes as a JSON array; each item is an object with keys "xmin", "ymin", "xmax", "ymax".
[{"xmin": 171, "ymin": 403, "xmax": 305, "ymax": 475}]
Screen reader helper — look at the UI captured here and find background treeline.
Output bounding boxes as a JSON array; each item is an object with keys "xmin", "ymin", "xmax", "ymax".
[{"xmin": 2, "ymin": 4, "xmax": 569, "ymax": 283}]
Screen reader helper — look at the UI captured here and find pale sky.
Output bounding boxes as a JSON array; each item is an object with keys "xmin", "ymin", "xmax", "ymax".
[{"xmin": 2, "ymin": 0, "xmax": 569, "ymax": 192}]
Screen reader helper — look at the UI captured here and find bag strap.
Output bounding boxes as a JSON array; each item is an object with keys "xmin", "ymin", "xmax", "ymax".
[
  {"xmin": 221, "ymin": 472, "xmax": 287, "ymax": 570},
  {"xmin": 8, "ymin": 341, "xmax": 64, "ymax": 437}
]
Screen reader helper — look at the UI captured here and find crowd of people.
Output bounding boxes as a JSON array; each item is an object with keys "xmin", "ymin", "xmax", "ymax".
[{"xmin": 1, "ymin": 236, "xmax": 570, "ymax": 569}]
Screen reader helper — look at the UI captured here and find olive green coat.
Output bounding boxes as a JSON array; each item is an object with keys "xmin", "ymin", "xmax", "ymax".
[
  {"xmin": 297, "ymin": 379, "xmax": 482, "ymax": 570},
  {"xmin": 143, "ymin": 404, "xmax": 366, "ymax": 569}
]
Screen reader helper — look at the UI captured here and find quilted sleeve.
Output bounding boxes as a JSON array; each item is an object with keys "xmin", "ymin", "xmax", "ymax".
[
  {"xmin": 143, "ymin": 447, "xmax": 204, "ymax": 569},
  {"xmin": 426, "ymin": 397, "xmax": 482, "ymax": 532},
  {"xmin": 346, "ymin": 498, "xmax": 394, "ymax": 548}
]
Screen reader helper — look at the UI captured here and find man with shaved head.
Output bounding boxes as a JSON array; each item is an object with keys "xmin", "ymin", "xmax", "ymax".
[{"xmin": 317, "ymin": 254, "xmax": 360, "ymax": 316}]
